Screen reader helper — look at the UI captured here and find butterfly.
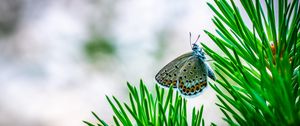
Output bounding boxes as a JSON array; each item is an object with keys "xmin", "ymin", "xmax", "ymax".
[{"xmin": 155, "ymin": 33, "xmax": 216, "ymax": 97}]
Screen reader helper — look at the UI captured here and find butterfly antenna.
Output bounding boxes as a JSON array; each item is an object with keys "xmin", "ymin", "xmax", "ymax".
[
  {"xmin": 193, "ymin": 34, "xmax": 201, "ymax": 44},
  {"xmin": 189, "ymin": 32, "xmax": 192, "ymax": 48}
]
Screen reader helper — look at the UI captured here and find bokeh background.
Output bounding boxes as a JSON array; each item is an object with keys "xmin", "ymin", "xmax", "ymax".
[{"xmin": 0, "ymin": 0, "xmax": 244, "ymax": 125}]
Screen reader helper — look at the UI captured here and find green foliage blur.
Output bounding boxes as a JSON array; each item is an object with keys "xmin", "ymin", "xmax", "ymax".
[{"xmin": 84, "ymin": 36, "xmax": 116, "ymax": 62}]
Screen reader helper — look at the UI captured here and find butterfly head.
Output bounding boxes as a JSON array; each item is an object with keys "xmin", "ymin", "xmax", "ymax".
[
  {"xmin": 192, "ymin": 43, "xmax": 206, "ymax": 60},
  {"xmin": 189, "ymin": 33, "xmax": 206, "ymax": 60}
]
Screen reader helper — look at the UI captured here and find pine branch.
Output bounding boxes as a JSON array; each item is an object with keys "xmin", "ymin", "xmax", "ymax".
[
  {"xmin": 203, "ymin": 0, "xmax": 300, "ymax": 125},
  {"xmin": 83, "ymin": 80, "xmax": 206, "ymax": 126}
]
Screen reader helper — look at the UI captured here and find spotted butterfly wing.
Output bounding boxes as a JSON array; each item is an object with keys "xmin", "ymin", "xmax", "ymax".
[
  {"xmin": 155, "ymin": 52, "xmax": 193, "ymax": 88},
  {"xmin": 177, "ymin": 56, "xmax": 208, "ymax": 96},
  {"xmin": 155, "ymin": 40, "xmax": 216, "ymax": 97}
]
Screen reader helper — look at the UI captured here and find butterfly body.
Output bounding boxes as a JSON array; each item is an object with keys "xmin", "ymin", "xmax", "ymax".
[{"xmin": 155, "ymin": 43, "xmax": 216, "ymax": 97}]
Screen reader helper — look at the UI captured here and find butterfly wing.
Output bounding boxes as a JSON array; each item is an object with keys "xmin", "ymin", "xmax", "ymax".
[
  {"xmin": 206, "ymin": 63, "xmax": 216, "ymax": 80},
  {"xmin": 155, "ymin": 52, "xmax": 193, "ymax": 88},
  {"xmin": 177, "ymin": 55, "xmax": 208, "ymax": 97}
]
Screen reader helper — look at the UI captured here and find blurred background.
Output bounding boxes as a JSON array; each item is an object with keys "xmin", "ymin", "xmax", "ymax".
[{"xmin": 0, "ymin": 0, "xmax": 233, "ymax": 125}]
